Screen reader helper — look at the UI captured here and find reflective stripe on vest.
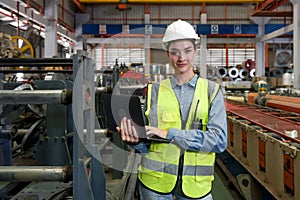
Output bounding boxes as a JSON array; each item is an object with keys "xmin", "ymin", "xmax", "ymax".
[
  {"xmin": 139, "ymin": 77, "xmax": 219, "ymax": 198},
  {"xmin": 141, "ymin": 156, "xmax": 214, "ymax": 176}
]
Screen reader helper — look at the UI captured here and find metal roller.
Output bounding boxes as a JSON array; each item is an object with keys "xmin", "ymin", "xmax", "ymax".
[
  {"xmin": 242, "ymin": 59, "xmax": 255, "ymax": 71},
  {"xmin": 0, "ymin": 125, "xmax": 18, "ymax": 139},
  {"xmin": 95, "ymin": 87, "xmax": 108, "ymax": 94},
  {"xmin": 216, "ymin": 66, "xmax": 227, "ymax": 78},
  {"xmin": 239, "ymin": 68, "xmax": 249, "ymax": 79},
  {"xmin": 0, "ymin": 89, "xmax": 72, "ymax": 105},
  {"xmin": 271, "ymin": 68, "xmax": 284, "ymax": 78},
  {"xmin": 0, "ymin": 165, "xmax": 72, "ymax": 182},
  {"xmin": 228, "ymin": 67, "xmax": 239, "ymax": 79},
  {"xmin": 249, "ymin": 68, "xmax": 256, "ymax": 77}
]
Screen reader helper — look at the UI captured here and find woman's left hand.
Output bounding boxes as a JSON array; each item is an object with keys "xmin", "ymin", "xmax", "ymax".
[{"xmin": 145, "ymin": 126, "xmax": 168, "ymax": 139}]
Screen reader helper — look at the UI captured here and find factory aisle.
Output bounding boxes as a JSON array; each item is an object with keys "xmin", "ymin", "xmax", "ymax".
[
  {"xmin": 104, "ymin": 149, "xmax": 243, "ymax": 200},
  {"xmin": 212, "ymin": 167, "xmax": 238, "ymax": 200}
]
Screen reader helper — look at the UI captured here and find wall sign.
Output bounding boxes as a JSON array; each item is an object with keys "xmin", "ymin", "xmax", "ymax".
[{"xmin": 211, "ymin": 25, "xmax": 219, "ymax": 34}]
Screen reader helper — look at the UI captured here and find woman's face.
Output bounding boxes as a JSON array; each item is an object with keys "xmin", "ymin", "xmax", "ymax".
[{"xmin": 168, "ymin": 40, "xmax": 196, "ymax": 75}]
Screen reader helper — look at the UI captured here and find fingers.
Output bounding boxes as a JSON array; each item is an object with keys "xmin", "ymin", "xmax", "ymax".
[
  {"xmin": 126, "ymin": 118, "xmax": 134, "ymax": 142},
  {"xmin": 119, "ymin": 117, "xmax": 139, "ymax": 143},
  {"xmin": 121, "ymin": 117, "xmax": 130, "ymax": 141},
  {"xmin": 145, "ymin": 126, "xmax": 155, "ymax": 134},
  {"xmin": 145, "ymin": 126, "xmax": 167, "ymax": 139},
  {"xmin": 131, "ymin": 125, "xmax": 139, "ymax": 141}
]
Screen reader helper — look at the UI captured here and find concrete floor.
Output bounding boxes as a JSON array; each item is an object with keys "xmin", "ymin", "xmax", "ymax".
[{"xmin": 212, "ymin": 165, "xmax": 242, "ymax": 200}]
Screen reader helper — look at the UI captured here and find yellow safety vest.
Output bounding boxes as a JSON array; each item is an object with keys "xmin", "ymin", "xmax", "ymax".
[{"xmin": 138, "ymin": 77, "xmax": 219, "ymax": 198}]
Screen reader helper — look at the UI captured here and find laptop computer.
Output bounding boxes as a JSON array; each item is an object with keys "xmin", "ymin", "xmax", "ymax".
[{"xmin": 100, "ymin": 93, "xmax": 170, "ymax": 142}]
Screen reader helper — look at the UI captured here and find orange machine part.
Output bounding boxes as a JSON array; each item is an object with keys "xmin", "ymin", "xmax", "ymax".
[
  {"xmin": 283, "ymin": 153, "xmax": 294, "ymax": 194},
  {"xmin": 242, "ymin": 128, "xmax": 247, "ymax": 157},
  {"xmin": 247, "ymin": 92, "xmax": 257, "ymax": 104},
  {"xmin": 258, "ymin": 139, "xmax": 266, "ymax": 172},
  {"xmin": 247, "ymin": 93, "xmax": 300, "ymax": 114},
  {"xmin": 267, "ymin": 100, "xmax": 300, "ymax": 114},
  {"xmin": 229, "ymin": 122, "xmax": 234, "ymax": 147}
]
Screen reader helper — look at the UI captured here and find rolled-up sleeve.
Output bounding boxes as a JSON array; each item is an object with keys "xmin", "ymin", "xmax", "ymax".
[{"xmin": 129, "ymin": 142, "xmax": 149, "ymax": 154}]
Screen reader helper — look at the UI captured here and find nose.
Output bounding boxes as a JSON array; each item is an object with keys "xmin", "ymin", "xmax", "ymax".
[{"xmin": 177, "ymin": 52, "xmax": 186, "ymax": 60}]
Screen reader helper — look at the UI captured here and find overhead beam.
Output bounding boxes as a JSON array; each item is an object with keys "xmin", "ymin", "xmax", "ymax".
[
  {"xmin": 259, "ymin": 23, "xmax": 293, "ymax": 42},
  {"xmin": 255, "ymin": 0, "xmax": 288, "ymax": 11},
  {"xmin": 86, "ymin": 37, "xmax": 257, "ymax": 45},
  {"xmin": 251, "ymin": 0, "xmax": 292, "ymax": 17},
  {"xmin": 87, "ymin": 37, "xmax": 292, "ymax": 45},
  {"xmin": 251, "ymin": 11, "xmax": 293, "ymax": 17}
]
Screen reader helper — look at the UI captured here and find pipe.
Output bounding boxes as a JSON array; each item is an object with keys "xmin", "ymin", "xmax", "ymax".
[
  {"xmin": 249, "ymin": 68, "xmax": 256, "ymax": 77},
  {"xmin": 101, "ymin": 43, "xmax": 105, "ymax": 67},
  {"xmin": 145, "ymin": 3, "xmax": 149, "ymax": 14},
  {"xmin": 0, "ymin": 165, "xmax": 72, "ymax": 182},
  {"xmin": 0, "ymin": 125, "xmax": 18, "ymax": 139},
  {"xmin": 201, "ymin": 3, "xmax": 206, "ymax": 14},
  {"xmin": 0, "ymin": 58, "xmax": 73, "ymax": 67},
  {"xmin": 242, "ymin": 59, "xmax": 255, "ymax": 71},
  {"xmin": 0, "ymin": 69, "xmax": 72, "ymax": 74},
  {"xmin": 14, "ymin": 129, "xmax": 28, "ymax": 137},
  {"xmin": 226, "ymin": 42, "xmax": 229, "ymax": 66},
  {"xmin": 95, "ymin": 87, "xmax": 108, "ymax": 94},
  {"xmin": 239, "ymin": 68, "xmax": 249, "ymax": 79},
  {"xmin": 0, "ymin": 89, "xmax": 72, "ymax": 105},
  {"xmin": 228, "ymin": 67, "xmax": 239, "ymax": 79},
  {"xmin": 265, "ymin": 43, "xmax": 268, "ymax": 67},
  {"xmin": 216, "ymin": 66, "xmax": 227, "ymax": 78}
]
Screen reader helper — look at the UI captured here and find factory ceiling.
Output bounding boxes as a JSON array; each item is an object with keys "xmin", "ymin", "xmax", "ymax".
[{"xmin": 251, "ymin": 0, "xmax": 293, "ymax": 17}]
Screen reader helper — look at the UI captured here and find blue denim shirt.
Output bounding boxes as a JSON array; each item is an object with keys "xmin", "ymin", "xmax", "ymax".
[{"xmin": 132, "ymin": 74, "xmax": 227, "ymax": 154}]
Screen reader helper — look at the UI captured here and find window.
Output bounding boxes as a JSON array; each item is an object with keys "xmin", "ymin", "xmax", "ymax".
[{"xmin": 94, "ymin": 47, "xmax": 255, "ymax": 68}]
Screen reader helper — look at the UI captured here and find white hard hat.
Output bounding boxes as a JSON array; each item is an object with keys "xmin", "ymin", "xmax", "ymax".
[{"xmin": 162, "ymin": 19, "xmax": 200, "ymax": 50}]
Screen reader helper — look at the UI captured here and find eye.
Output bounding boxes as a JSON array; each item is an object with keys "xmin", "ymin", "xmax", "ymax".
[
  {"xmin": 170, "ymin": 50, "xmax": 180, "ymax": 56},
  {"xmin": 184, "ymin": 49, "xmax": 192, "ymax": 54}
]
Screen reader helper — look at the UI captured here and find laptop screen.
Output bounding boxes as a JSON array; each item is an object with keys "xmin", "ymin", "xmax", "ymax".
[{"xmin": 100, "ymin": 93, "xmax": 147, "ymax": 138}]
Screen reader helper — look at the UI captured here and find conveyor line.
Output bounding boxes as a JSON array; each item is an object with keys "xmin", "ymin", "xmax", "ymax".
[
  {"xmin": 266, "ymin": 100, "xmax": 300, "ymax": 114},
  {"xmin": 225, "ymin": 101, "xmax": 300, "ymax": 143}
]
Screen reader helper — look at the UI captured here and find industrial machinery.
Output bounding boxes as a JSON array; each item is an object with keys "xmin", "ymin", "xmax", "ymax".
[
  {"xmin": 1, "ymin": 49, "xmax": 298, "ymax": 199},
  {"xmin": 0, "ymin": 57, "xmax": 75, "ymax": 199},
  {"xmin": 220, "ymin": 99, "xmax": 300, "ymax": 200},
  {"xmin": 0, "ymin": 54, "xmax": 141, "ymax": 199}
]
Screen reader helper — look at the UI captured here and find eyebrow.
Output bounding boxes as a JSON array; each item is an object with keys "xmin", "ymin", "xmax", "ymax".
[{"xmin": 170, "ymin": 46, "xmax": 193, "ymax": 51}]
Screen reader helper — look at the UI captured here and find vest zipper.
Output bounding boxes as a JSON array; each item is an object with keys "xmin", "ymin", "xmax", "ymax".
[
  {"xmin": 178, "ymin": 149, "xmax": 184, "ymax": 180},
  {"xmin": 178, "ymin": 116, "xmax": 186, "ymax": 181}
]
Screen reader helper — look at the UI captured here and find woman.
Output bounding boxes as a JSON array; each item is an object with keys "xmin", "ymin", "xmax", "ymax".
[{"xmin": 117, "ymin": 19, "xmax": 227, "ymax": 200}]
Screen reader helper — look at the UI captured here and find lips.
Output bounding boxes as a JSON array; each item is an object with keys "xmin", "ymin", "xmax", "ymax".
[{"xmin": 177, "ymin": 63, "xmax": 187, "ymax": 68}]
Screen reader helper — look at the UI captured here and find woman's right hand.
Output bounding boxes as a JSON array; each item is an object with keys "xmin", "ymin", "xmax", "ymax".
[{"xmin": 116, "ymin": 117, "xmax": 139, "ymax": 143}]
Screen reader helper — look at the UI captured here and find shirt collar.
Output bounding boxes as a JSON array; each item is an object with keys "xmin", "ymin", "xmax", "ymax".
[{"xmin": 170, "ymin": 74, "xmax": 198, "ymax": 88}]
